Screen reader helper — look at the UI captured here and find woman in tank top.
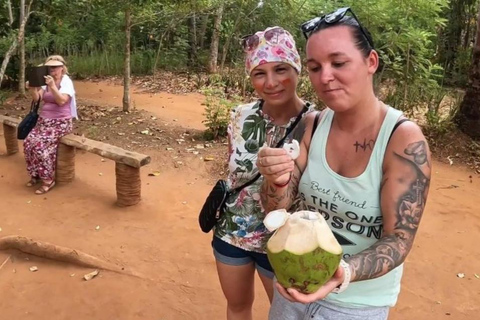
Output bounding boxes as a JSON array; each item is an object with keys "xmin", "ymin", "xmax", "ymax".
[
  {"xmin": 24, "ymin": 55, "xmax": 77, "ymax": 195},
  {"xmin": 256, "ymin": 7, "xmax": 431, "ymax": 320}
]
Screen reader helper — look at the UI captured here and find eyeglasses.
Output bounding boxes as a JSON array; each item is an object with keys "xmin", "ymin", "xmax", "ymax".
[
  {"xmin": 241, "ymin": 27, "xmax": 286, "ymax": 52},
  {"xmin": 300, "ymin": 7, "xmax": 374, "ymax": 48}
]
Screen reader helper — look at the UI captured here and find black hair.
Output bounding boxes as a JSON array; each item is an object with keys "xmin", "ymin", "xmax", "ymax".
[{"xmin": 310, "ymin": 16, "xmax": 374, "ymax": 58}]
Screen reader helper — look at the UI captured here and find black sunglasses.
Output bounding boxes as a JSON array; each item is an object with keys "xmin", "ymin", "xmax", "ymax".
[{"xmin": 300, "ymin": 7, "xmax": 374, "ymax": 48}]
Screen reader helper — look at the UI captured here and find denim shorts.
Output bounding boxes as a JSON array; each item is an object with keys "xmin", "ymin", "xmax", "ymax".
[
  {"xmin": 269, "ymin": 282, "xmax": 390, "ymax": 320},
  {"xmin": 212, "ymin": 236, "xmax": 274, "ymax": 279}
]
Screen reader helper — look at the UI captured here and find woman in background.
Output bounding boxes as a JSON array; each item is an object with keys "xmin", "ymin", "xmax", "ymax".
[{"xmin": 25, "ymin": 55, "xmax": 77, "ymax": 194}]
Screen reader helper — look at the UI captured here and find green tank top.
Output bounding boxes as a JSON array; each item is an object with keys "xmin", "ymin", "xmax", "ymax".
[{"xmin": 299, "ymin": 106, "xmax": 404, "ymax": 308}]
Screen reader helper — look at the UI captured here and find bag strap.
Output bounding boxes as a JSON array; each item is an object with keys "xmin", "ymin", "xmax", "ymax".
[
  {"xmin": 31, "ymin": 96, "xmax": 41, "ymax": 113},
  {"xmin": 387, "ymin": 118, "xmax": 410, "ymax": 144},
  {"xmin": 311, "ymin": 112, "xmax": 321, "ymax": 140},
  {"xmin": 231, "ymin": 103, "xmax": 310, "ymax": 193}
]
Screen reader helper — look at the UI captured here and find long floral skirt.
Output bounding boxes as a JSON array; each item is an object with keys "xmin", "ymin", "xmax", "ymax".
[{"xmin": 23, "ymin": 117, "xmax": 73, "ymax": 181}]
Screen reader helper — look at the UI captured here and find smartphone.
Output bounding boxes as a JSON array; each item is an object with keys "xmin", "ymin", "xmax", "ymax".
[{"xmin": 26, "ymin": 66, "xmax": 49, "ymax": 87}]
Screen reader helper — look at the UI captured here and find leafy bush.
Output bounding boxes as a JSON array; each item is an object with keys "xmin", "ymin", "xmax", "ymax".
[
  {"xmin": 424, "ymin": 88, "xmax": 464, "ymax": 137},
  {"xmin": 201, "ymin": 87, "xmax": 239, "ymax": 139}
]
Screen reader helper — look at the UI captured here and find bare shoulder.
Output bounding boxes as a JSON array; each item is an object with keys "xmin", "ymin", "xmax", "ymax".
[{"xmin": 384, "ymin": 120, "xmax": 431, "ymax": 177}]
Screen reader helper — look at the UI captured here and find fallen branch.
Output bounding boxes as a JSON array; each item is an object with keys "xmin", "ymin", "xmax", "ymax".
[{"xmin": 0, "ymin": 235, "xmax": 141, "ymax": 278}]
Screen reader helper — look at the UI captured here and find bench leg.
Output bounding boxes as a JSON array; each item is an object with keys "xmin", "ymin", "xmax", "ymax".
[
  {"xmin": 56, "ymin": 143, "xmax": 75, "ymax": 183},
  {"xmin": 3, "ymin": 124, "xmax": 18, "ymax": 155},
  {"xmin": 115, "ymin": 162, "xmax": 141, "ymax": 207}
]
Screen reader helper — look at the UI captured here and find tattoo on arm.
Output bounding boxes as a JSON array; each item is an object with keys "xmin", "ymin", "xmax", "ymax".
[
  {"xmin": 404, "ymin": 141, "xmax": 430, "ymax": 168},
  {"xmin": 354, "ymin": 139, "xmax": 375, "ymax": 152},
  {"xmin": 261, "ymin": 163, "xmax": 302, "ymax": 213},
  {"xmin": 347, "ymin": 140, "xmax": 430, "ymax": 282}
]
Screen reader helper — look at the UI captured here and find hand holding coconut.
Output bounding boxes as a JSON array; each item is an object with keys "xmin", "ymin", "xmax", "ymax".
[
  {"xmin": 264, "ymin": 209, "xmax": 350, "ymax": 304},
  {"xmin": 275, "ymin": 266, "xmax": 346, "ymax": 304}
]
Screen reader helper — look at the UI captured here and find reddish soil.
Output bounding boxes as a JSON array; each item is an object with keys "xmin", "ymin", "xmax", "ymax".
[{"xmin": 0, "ymin": 80, "xmax": 479, "ymax": 320}]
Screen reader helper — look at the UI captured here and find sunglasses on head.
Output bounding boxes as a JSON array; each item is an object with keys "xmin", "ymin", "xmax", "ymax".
[
  {"xmin": 300, "ymin": 7, "xmax": 374, "ymax": 48},
  {"xmin": 240, "ymin": 27, "xmax": 286, "ymax": 52}
]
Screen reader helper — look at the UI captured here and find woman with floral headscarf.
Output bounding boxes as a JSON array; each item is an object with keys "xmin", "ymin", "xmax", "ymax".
[{"xmin": 211, "ymin": 27, "xmax": 315, "ymax": 320}]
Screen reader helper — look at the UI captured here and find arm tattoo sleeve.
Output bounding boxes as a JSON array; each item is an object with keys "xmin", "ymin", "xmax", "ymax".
[{"xmin": 347, "ymin": 140, "xmax": 430, "ymax": 282}]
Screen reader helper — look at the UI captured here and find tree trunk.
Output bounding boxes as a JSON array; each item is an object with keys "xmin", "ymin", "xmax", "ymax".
[
  {"xmin": 152, "ymin": 30, "xmax": 167, "ymax": 77},
  {"xmin": 198, "ymin": 14, "xmax": 209, "ymax": 49},
  {"xmin": 0, "ymin": 3, "xmax": 31, "ymax": 87},
  {"xmin": 0, "ymin": 42, "xmax": 18, "ymax": 87},
  {"xmin": 18, "ymin": 0, "xmax": 26, "ymax": 96},
  {"xmin": 208, "ymin": 4, "xmax": 223, "ymax": 74},
  {"xmin": 7, "ymin": 0, "xmax": 13, "ymax": 26},
  {"xmin": 123, "ymin": 8, "xmax": 132, "ymax": 112},
  {"xmin": 188, "ymin": 13, "xmax": 198, "ymax": 67},
  {"xmin": 456, "ymin": 6, "xmax": 480, "ymax": 139},
  {"xmin": 439, "ymin": 1, "xmax": 465, "ymax": 76}
]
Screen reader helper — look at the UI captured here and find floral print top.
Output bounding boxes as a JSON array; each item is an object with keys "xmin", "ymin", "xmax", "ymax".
[{"xmin": 214, "ymin": 100, "xmax": 314, "ymax": 253}]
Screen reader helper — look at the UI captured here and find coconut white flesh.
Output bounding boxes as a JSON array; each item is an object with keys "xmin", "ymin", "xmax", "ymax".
[
  {"xmin": 283, "ymin": 140, "xmax": 300, "ymax": 160},
  {"xmin": 267, "ymin": 210, "xmax": 342, "ymax": 255},
  {"xmin": 264, "ymin": 209, "xmax": 289, "ymax": 232}
]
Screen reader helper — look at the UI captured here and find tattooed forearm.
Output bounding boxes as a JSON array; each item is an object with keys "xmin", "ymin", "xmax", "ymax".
[
  {"xmin": 354, "ymin": 139, "xmax": 375, "ymax": 152},
  {"xmin": 260, "ymin": 165, "xmax": 301, "ymax": 213},
  {"xmin": 347, "ymin": 140, "xmax": 430, "ymax": 282}
]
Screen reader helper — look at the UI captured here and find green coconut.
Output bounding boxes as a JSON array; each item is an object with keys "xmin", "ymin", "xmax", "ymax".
[{"xmin": 265, "ymin": 209, "xmax": 342, "ymax": 294}]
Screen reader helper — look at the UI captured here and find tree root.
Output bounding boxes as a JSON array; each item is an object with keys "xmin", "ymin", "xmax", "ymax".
[{"xmin": 0, "ymin": 235, "xmax": 142, "ymax": 278}]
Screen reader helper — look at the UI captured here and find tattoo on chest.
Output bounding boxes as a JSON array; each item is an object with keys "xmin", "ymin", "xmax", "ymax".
[{"xmin": 353, "ymin": 139, "xmax": 375, "ymax": 152}]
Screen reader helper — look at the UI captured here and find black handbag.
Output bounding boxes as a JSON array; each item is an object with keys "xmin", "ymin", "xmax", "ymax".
[
  {"xmin": 17, "ymin": 97, "xmax": 41, "ymax": 140},
  {"xmin": 198, "ymin": 103, "xmax": 309, "ymax": 233}
]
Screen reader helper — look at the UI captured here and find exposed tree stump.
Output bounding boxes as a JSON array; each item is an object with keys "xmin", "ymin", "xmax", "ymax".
[
  {"xmin": 116, "ymin": 162, "xmax": 141, "ymax": 207},
  {"xmin": 56, "ymin": 143, "xmax": 75, "ymax": 183},
  {"xmin": 3, "ymin": 123, "xmax": 18, "ymax": 155}
]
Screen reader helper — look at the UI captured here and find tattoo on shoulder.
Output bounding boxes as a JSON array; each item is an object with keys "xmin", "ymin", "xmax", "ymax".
[
  {"xmin": 354, "ymin": 139, "xmax": 375, "ymax": 152},
  {"xmin": 346, "ymin": 140, "xmax": 430, "ymax": 281},
  {"xmin": 404, "ymin": 141, "xmax": 429, "ymax": 167}
]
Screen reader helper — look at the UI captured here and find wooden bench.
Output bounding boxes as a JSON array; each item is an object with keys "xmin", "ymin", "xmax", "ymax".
[{"xmin": 0, "ymin": 115, "xmax": 151, "ymax": 206}]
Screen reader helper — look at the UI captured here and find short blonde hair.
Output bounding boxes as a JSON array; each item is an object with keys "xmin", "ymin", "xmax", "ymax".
[{"xmin": 45, "ymin": 55, "xmax": 68, "ymax": 75}]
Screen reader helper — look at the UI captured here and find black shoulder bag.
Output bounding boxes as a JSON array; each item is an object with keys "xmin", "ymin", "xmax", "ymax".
[
  {"xmin": 198, "ymin": 103, "xmax": 309, "ymax": 233},
  {"xmin": 17, "ymin": 97, "xmax": 41, "ymax": 140}
]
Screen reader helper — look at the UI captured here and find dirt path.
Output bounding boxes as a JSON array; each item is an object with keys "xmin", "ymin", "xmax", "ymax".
[
  {"xmin": 75, "ymin": 80, "xmax": 207, "ymax": 130},
  {"xmin": 1, "ymin": 81, "xmax": 479, "ymax": 320}
]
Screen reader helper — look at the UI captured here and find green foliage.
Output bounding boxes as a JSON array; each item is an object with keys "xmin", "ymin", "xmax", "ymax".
[
  {"xmin": 1, "ymin": 0, "xmax": 472, "ymax": 123},
  {"xmin": 436, "ymin": 0, "xmax": 478, "ymax": 87},
  {"xmin": 0, "ymin": 90, "xmax": 9, "ymax": 105},
  {"xmin": 424, "ymin": 88, "xmax": 464, "ymax": 137},
  {"xmin": 201, "ymin": 87, "xmax": 239, "ymax": 139},
  {"xmin": 451, "ymin": 46, "xmax": 473, "ymax": 87}
]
